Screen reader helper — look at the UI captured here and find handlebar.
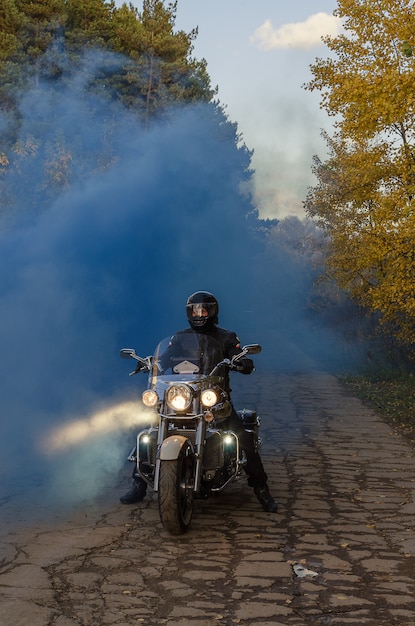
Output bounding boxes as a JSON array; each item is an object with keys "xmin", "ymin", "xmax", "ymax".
[
  {"xmin": 208, "ymin": 344, "xmax": 259, "ymax": 376},
  {"xmin": 120, "ymin": 344, "xmax": 261, "ymax": 377}
]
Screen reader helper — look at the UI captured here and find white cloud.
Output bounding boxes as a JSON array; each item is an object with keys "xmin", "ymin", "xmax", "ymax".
[{"xmin": 250, "ymin": 12, "xmax": 342, "ymax": 51}]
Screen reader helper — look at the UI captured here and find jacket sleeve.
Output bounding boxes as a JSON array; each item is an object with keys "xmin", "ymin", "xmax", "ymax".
[
  {"xmin": 225, "ymin": 332, "xmax": 254, "ymax": 375},
  {"xmin": 224, "ymin": 331, "xmax": 241, "ymax": 358}
]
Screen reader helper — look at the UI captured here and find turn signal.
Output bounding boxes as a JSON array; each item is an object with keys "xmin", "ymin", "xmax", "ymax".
[{"xmin": 204, "ymin": 410, "xmax": 215, "ymax": 423}]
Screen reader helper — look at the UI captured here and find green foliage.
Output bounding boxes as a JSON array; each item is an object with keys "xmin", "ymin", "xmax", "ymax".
[
  {"xmin": 305, "ymin": 0, "xmax": 415, "ymax": 350},
  {"xmin": 0, "ymin": 0, "xmax": 215, "ymax": 115},
  {"xmin": 0, "ymin": 0, "xmax": 225, "ymax": 218},
  {"xmin": 0, "ymin": 0, "xmax": 25, "ymax": 61},
  {"xmin": 108, "ymin": 0, "xmax": 215, "ymax": 120},
  {"xmin": 65, "ymin": 0, "xmax": 116, "ymax": 49}
]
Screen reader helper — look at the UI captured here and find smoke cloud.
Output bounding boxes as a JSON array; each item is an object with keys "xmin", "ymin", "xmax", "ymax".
[
  {"xmin": 0, "ymin": 50, "xmax": 362, "ymax": 519},
  {"xmin": 0, "ymin": 50, "xmax": 257, "ymax": 510}
]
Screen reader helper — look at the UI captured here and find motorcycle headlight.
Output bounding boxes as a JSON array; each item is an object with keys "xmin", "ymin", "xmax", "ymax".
[
  {"xmin": 166, "ymin": 384, "xmax": 193, "ymax": 412},
  {"xmin": 142, "ymin": 389, "xmax": 158, "ymax": 408},
  {"xmin": 201, "ymin": 389, "xmax": 219, "ymax": 408}
]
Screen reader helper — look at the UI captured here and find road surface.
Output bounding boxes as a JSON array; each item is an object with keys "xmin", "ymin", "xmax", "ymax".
[{"xmin": 1, "ymin": 372, "xmax": 415, "ymax": 625}]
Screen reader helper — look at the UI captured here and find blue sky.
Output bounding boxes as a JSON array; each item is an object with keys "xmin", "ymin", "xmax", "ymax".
[{"xmin": 114, "ymin": 1, "xmax": 341, "ymax": 218}]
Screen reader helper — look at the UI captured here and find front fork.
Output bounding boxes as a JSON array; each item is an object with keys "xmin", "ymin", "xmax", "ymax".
[
  {"xmin": 151, "ymin": 416, "xmax": 207, "ymax": 493},
  {"xmin": 131, "ymin": 416, "xmax": 245, "ymax": 493}
]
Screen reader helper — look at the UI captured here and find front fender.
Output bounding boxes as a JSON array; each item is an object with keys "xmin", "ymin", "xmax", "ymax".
[{"xmin": 159, "ymin": 435, "xmax": 192, "ymax": 461}]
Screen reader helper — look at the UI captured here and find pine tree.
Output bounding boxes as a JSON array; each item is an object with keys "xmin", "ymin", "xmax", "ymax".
[
  {"xmin": 65, "ymin": 0, "xmax": 115, "ymax": 50},
  {"xmin": 110, "ymin": 0, "xmax": 215, "ymax": 120},
  {"xmin": 0, "ymin": 0, "xmax": 27, "ymax": 113},
  {"xmin": 0, "ymin": 0, "xmax": 231, "ymax": 222},
  {"xmin": 15, "ymin": 0, "xmax": 66, "ymax": 65}
]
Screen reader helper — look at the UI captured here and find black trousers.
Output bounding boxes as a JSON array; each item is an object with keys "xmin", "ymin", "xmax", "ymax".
[{"xmin": 224, "ymin": 408, "xmax": 268, "ymax": 488}]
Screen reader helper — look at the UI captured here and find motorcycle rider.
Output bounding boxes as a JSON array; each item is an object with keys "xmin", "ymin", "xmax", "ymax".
[{"xmin": 120, "ymin": 291, "xmax": 277, "ymax": 513}]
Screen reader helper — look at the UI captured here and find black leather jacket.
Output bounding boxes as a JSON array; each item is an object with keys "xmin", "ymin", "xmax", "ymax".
[{"xmin": 161, "ymin": 325, "xmax": 254, "ymax": 394}]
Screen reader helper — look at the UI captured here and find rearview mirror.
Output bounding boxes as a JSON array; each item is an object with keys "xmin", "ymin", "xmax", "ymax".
[
  {"xmin": 243, "ymin": 344, "xmax": 261, "ymax": 355},
  {"xmin": 120, "ymin": 348, "xmax": 137, "ymax": 359}
]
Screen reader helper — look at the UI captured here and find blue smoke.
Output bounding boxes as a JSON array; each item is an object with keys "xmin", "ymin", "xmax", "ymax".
[
  {"xmin": 0, "ymin": 59, "xmax": 261, "ymax": 501},
  {"xmin": 0, "ymin": 54, "xmax": 363, "ymax": 514}
]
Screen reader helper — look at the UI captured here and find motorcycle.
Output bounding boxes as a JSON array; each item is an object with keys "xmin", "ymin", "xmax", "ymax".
[{"xmin": 120, "ymin": 331, "xmax": 261, "ymax": 535}]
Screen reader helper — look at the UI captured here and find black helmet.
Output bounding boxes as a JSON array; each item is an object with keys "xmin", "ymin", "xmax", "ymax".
[{"xmin": 186, "ymin": 291, "xmax": 219, "ymax": 331}]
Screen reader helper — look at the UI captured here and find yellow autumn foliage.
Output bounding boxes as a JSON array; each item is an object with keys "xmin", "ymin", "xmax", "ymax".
[{"xmin": 305, "ymin": 0, "xmax": 415, "ymax": 347}]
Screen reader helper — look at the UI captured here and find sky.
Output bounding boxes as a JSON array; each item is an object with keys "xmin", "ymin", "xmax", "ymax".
[{"xmin": 115, "ymin": 0, "xmax": 341, "ymax": 219}]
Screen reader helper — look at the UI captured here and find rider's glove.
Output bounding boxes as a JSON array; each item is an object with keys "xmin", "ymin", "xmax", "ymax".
[{"xmin": 235, "ymin": 358, "xmax": 254, "ymax": 374}]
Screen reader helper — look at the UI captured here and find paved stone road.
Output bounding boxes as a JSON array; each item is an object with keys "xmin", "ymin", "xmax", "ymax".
[{"xmin": 1, "ymin": 372, "xmax": 415, "ymax": 625}]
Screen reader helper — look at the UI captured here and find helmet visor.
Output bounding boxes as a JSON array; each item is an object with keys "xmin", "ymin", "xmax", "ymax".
[{"xmin": 187, "ymin": 302, "xmax": 216, "ymax": 319}]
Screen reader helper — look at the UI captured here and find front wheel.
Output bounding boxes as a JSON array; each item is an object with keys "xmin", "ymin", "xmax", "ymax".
[{"xmin": 158, "ymin": 443, "xmax": 195, "ymax": 535}]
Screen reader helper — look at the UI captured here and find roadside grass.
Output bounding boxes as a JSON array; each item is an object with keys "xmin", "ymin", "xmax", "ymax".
[{"xmin": 340, "ymin": 371, "xmax": 415, "ymax": 445}]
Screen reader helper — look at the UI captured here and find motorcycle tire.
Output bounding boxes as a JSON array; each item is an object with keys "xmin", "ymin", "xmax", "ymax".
[{"xmin": 158, "ymin": 442, "xmax": 195, "ymax": 535}]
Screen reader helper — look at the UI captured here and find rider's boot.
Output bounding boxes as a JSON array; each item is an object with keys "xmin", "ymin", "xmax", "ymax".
[
  {"xmin": 120, "ymin": 477, "xmax": 147, "ymax": 504},
  {"xmin": 254, "ymin": 484, "xmax": 278, "ymax": 513}
]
